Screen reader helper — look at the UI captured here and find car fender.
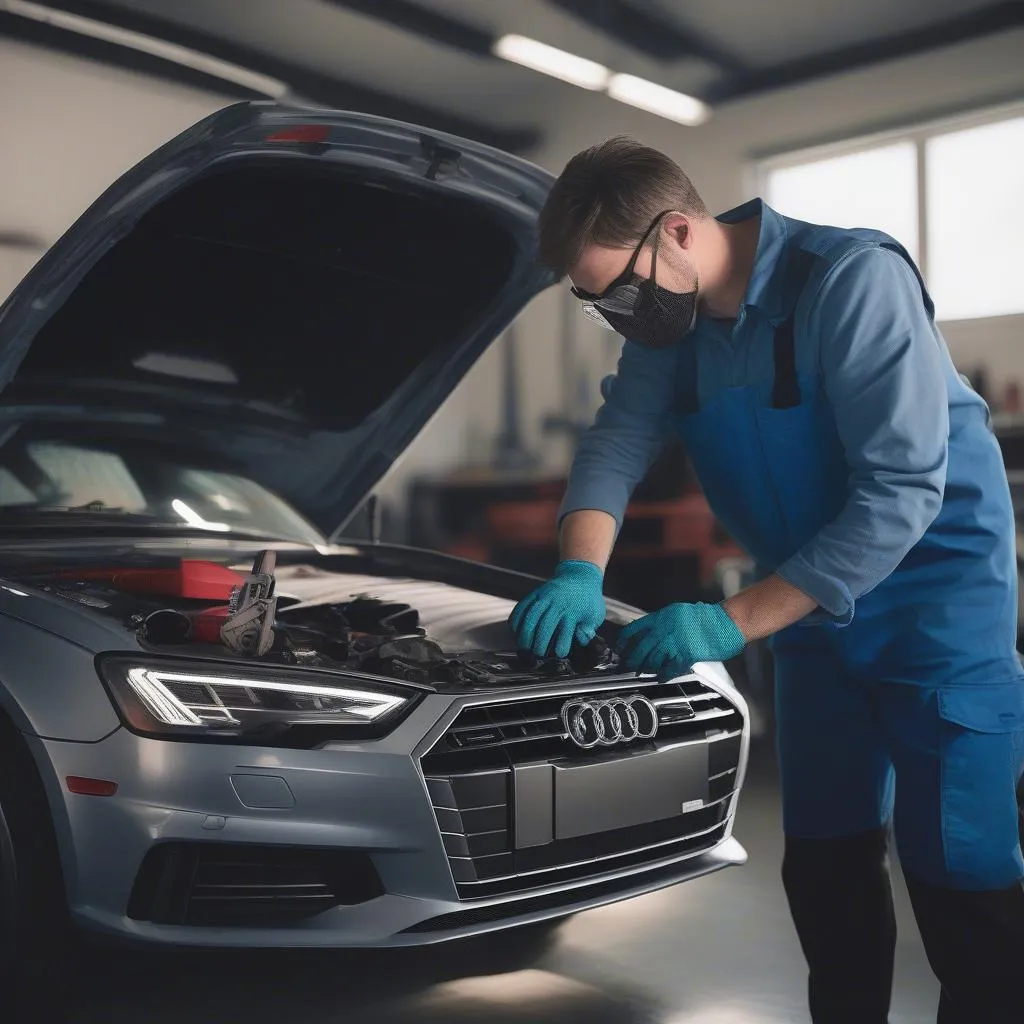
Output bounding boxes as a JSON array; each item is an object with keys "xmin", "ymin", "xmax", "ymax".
[{"xmin": 0, "ymin": 613, "xmax": 121, "ymax": 742}]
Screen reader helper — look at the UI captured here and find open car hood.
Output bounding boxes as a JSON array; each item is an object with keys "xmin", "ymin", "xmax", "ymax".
[{"xmin": 0, "ymin": 102, "xmax": 554, "ymax": 540}]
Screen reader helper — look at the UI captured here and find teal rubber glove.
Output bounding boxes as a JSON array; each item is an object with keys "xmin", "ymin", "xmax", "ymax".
[
  {"xmin": 616, "ymin": 602, "xmax": 746, "ymax": 677},
  {"xmin": 509, "ymin": 560, "xmax": 606, "ymax": 658}
]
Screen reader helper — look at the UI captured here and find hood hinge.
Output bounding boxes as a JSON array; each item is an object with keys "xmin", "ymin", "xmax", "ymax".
[{"xmin": 421, "ymin": 139, "xmax": 462, "ymax": 181}]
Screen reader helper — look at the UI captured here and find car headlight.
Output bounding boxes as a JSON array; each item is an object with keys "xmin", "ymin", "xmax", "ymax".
[{"xmin": 96, "ymin": 655, "xmax": 421, "ymax": 746}]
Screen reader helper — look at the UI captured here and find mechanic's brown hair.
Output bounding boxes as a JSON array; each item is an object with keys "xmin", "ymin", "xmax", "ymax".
[{"xmin": 538, "ymin": 136, "xmax": 709, "ymax": 278}]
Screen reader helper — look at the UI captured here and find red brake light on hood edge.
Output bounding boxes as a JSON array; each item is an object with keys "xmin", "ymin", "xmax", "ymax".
[
  {"xmin": 67, "ymin": 777, "xmax": 118, "ymax": 797},
  {"xmin": 265, "ymin": 125, "xmax": 331, "ymax": 144}
]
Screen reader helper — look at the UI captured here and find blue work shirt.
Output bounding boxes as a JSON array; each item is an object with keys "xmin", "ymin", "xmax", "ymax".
[{"xmin": 560, "ymin": 199, "xmax": 1000, "ymax": 630}]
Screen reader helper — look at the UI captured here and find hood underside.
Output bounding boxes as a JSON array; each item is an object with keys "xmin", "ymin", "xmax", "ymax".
[{"xmin": 0, "ymin": 104, "xmax": 553, "ymax": 539}]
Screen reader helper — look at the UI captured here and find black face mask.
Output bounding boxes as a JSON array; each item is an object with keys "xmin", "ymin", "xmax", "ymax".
[
  {"xmin": 572, "ymin": 211, "xmax": 699, "ymax": 350},
  {"xmin": 591, "ymin": 278, "xmax": 698, "ymax": 349}
]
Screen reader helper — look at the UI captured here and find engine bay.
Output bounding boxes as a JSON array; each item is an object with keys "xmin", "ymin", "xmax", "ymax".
[{"xmin": 16, "ymin": 551, "xmax": 624, "ymax": 689}]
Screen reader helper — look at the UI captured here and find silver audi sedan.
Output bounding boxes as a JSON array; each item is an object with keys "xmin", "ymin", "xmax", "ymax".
[{"xmin": 0, "ymin": 103, "xmax": 749, "ymax": 979}]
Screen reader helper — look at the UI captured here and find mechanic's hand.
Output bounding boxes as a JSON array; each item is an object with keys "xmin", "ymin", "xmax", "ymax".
[
  {"xmin": 616, "ymin": 602, "xmax": 746, "ymax": 677},
  {"xmin": 509, "ymin": 560, "xmax": 606, "ymax": 659}
]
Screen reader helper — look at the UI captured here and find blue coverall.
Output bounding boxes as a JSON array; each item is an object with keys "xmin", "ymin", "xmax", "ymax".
[{"xmin": 560, "ymin": 199, "xmax": 1024, "ymax": 1021}]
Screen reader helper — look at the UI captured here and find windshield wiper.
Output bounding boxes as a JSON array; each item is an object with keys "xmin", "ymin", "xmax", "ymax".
[
  {"xmin": 69, "ymin": 500, "xmax": 133, "ymax": 513},
  {"xmin": 0, "ymin": 504, "xmax": 162, "ymax": 519}
]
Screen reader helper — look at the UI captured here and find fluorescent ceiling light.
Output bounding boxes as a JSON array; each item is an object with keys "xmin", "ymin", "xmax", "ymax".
[
  {"xmin": 493, "ymin": 34, "xmax": 609, "ymax": 90},
  {"xmin": 4, "ymin": 0, "xmax": 288, "ymax": 97},
  {"xmin": 607, "ymin": 73, "xmax": 710, "ymax": 126},
  {"xmin": 491, "ymin": 32, "xmax": 710, "ymax": 124}
]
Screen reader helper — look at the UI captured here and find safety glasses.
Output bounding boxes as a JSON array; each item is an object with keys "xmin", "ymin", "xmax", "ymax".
[{"xmin": 569, "ymin": 210, "xmax": 673, "ymax": 331}]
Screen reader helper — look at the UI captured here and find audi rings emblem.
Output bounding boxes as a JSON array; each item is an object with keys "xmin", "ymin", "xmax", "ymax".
[{"xmin": 560, "ymin": 694, "xmax": 659, "ymax": 749}]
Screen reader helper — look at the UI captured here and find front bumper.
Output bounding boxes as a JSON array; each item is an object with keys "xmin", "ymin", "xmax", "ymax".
[{"xmin": 30, "ymin": 669, "xmax": 749, "ymax": 948}]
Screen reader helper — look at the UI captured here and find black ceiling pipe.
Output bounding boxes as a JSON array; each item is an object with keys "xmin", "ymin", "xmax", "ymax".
[
  {"xmin": 707, "ymin": 1, "xmax": 1024, "ymax": 103},
  {"xmin": 322, "ymin": 0, "xmax": 495, "ymax": 56}
]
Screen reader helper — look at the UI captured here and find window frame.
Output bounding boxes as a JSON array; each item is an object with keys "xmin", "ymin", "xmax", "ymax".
[{"xmin": 755, "ymin": 99, "xmax": 1024, "ymax": 293}]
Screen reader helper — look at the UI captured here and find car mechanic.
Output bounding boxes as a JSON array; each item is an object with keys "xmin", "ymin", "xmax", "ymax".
[{"xmin": 509, "ymin": 137, "xmax": 1024, "ymax": 1023}]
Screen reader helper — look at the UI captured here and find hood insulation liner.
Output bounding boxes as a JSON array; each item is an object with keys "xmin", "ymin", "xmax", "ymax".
[{"xmin": 3, "ymin": 160, "xmax": 521, "ymax": 533}]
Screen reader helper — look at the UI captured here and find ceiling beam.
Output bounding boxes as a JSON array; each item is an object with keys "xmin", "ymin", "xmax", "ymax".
[
  {"xmin": 322, "ymin": 0, "xmax": 494, "ymax": 56},
  {"xmin": 2, "ymin": 0, "xmax": 541, "ymax": 152},
  {"xmin": 0, "ymin": 230, "xmax": 49, "ymax": 251},
  {"xmin": 707, "ymin": 1, "xmax": 1024, "ymax": 103}
]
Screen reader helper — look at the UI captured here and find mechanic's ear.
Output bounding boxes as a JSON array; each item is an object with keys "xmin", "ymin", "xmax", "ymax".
[{"xmin": 660, "ymin": 213, "xmax": 691, "ymax": 251}]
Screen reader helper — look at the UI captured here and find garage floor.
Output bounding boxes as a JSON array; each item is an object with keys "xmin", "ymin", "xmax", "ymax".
[{"xmin": 49, "ymin": 742, "xmax": 940, "ymax": 1023}]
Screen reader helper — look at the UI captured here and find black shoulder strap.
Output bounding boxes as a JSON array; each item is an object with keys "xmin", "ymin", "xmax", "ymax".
[
  {"xmin": 676, "ymin": 329, "xmax": 699, "ymax": 415},
  {"xmin": 771, "ymin": 248, "xmax": 819, "ymax": 410},
  {"xmin": 677, "ymin": 246, "xmax": 821, "ymax": 416}
]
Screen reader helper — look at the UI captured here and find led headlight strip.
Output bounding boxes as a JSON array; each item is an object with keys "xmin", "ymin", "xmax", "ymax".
[{"xmin": 124, "ymin": 667, "xmax": 407, "ymax": 728}]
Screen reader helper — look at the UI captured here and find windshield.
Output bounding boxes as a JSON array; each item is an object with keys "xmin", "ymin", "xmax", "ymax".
[{"xmin": 0, "ymin": 434, "xmax": 324, "ymax": 545}]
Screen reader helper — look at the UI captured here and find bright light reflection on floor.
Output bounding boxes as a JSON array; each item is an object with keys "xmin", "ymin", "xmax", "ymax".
[
  {"xmin": 411, "ymin": 969, "xmax": 603, "ymax": 1009},
  {"xmin": 662, "ymin": 1005, "xmax": 794, "ymax": 1024}
]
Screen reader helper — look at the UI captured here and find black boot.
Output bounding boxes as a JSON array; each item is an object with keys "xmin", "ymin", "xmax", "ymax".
[
  {"xmin": 782, "ymin": 828, "xmax": 896, "ymax": 1024},
  {"xmin": 903, "ymin": 870, "xmax": 1024, "ymax": 1024}
]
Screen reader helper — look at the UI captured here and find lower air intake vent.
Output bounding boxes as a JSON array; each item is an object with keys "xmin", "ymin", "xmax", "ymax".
[{"xmin": 127, "ymin": 843, "xmax": 384, "ymax": 926}]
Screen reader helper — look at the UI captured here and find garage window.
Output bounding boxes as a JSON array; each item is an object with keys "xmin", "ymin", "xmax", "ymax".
[
  {"xmin": 924, "ymin": 116, "xmax": 1024, "ymax": 322},
  {"xmin": 763, "ymin": 141, "xmax": 919, "ymax": 263},
  {"xmin": 760, "ymin": 105, "xmax": 1024, "ymax": 323}
]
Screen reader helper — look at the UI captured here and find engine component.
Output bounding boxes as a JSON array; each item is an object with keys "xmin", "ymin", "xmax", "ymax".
[
  {"xmin": 220, "ymin": 550, "xmax": 278, "ymax": 657},
  {"xmin": 53, "ymin": 560, "xmax": 244, "ymax": 600},
  {"xmin": 569, "ymin": 636, "xmax": 615, "ymax": 674},
  {"xmin": 141, "ymin": 609, "xmax": 192, "ymax": 644},
  {"xmin": 515, "ymin": 649, "xmax": 541, "ymax": 671},
  {"xmin": 373, "ymin": 636, "xmax": 445, "ymax": 663},
  {"xmin": 24, "ymin": 561, "xmax": 627, "ymax": 688},
  {"xmin": 342, "ymin": 597, "xmax": 419, "ymax": 635},
  {"xmin": 141, "ymin": 606, "xmax": 232, "ymax": 646}
]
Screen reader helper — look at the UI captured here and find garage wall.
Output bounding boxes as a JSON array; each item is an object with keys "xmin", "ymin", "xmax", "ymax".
[
  {"xmin": 392, "ymin": 26, "xmax": 1024, "ymax": 493},
  {"xmin": 0, "ymin": 38, "xmax": 232, "ymax": 302}
]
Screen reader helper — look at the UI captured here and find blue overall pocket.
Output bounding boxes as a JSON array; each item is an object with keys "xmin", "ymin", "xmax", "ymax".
[{"xmin": 933, "ymin": 683, "xmax": 1024, "ymax": 888}]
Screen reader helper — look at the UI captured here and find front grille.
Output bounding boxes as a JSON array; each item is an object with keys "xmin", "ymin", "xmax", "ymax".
[
  {"xmin": 127, "ymin": 843, "xmax": 384, "ymax": 927},
  {"xmin": 420, "ymin": 678, "xmax": 743, "ymax": 899}
]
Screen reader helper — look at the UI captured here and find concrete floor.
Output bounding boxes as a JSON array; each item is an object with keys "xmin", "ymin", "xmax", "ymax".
[{"xmin": 49, "ymin": 742, "xmax": 940, "ymax": 1023}]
